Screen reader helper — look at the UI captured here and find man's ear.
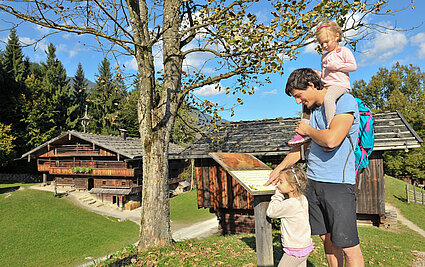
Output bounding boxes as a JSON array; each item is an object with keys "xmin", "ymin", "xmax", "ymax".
[{"xmin": 308, "ymin": 82, "xmax": 316, "ymax": 90}]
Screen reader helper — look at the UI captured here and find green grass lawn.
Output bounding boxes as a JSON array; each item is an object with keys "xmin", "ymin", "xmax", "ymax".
[
  {"xmin": 385, "ymin": 175, "xmax": 425, "ymax": 231},
  {"xmin": 170, "ymin": 189, "xmax": 215, "ymax": 224},
  {"xmin": 98, "ymin": 176, "xmax": 425, "ymax": 266},
  {"xmin": 0, "ymin": 185, "xmax": 139, "ymax": 267},
  {"xmin": 0, "ymin": 182, "xmax": 37, "ymax": 189},
  {"xmin": 99, "ymin": 223, "xmax": 425, "ymax": 266}
]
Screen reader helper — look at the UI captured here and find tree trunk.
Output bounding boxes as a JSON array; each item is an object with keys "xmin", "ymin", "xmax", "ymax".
[
  {"xmin": 130, "ymin": 0, "xmax": 183, "ymax": 250},
  {"xmin": 138, "ymin": 129, "xmax": 173, "ymax": 250}
]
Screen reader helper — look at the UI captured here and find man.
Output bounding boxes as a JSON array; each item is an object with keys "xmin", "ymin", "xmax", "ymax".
[{"xmin": 265, "ymin": 68, "xmax": 364, "ymax": 267}]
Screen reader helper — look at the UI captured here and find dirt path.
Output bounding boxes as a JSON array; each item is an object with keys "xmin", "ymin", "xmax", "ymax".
[
  {"xmin": 385, "ymin": 203, "xmax": 425, "ymax": 238},
  {"xmin": 385, "ymin": 203, "xmax": 425, "ymax": 267},
  {"xmin": 29, "ymin": 184, "xmax": 218, "ymax": 236}
]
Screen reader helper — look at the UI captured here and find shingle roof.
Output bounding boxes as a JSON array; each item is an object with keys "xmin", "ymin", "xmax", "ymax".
[
  {"xmin": 177, "ymin": 111, "xmax": 423, "ymax": 159},
  {"xmin": 21, "ymin": 131, "xmax": 184, "ymax": 160}
]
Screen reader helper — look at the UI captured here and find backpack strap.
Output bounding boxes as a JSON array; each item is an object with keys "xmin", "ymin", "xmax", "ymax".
[
  {"xmin": 360, "ymin": 111, "xmax": 373, "ymax": 131},
  {"xmin": 345, "ymin": 134, "xmax": 362, "ymax": 189},
  {"xmin": 343, "ymin": 134, "xmax": 355, "ymax": 184}
]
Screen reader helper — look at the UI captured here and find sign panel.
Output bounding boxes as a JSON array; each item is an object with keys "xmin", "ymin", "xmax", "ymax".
[
  {"xmin": 229, "ymin": 169, "xmax": 275, "ymax": 195},
  {"xmin": 210, "ymin": 152, "xmax": 275, "ymax": 195}
]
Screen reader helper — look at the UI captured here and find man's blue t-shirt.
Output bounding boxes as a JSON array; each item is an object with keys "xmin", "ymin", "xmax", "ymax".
[{"xmin": 306, "ymin": 94, "xmax": 360, "ymax": 184}]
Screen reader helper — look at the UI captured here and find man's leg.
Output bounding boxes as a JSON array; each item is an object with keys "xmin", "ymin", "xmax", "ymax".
[
  {"xmin": 342, "ymin": 244, "xmax": 364, "ymax": 267},
  {"xmin": 320, "ymin": 233, "xmax": 343, "ymax": 267}
]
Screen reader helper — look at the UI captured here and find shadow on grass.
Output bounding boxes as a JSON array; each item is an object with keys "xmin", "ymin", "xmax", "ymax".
[
  {"xmin": 54, "ymin": 192, "xmax": 69, "ymax": 198},
  {"xmin": 240, "ymin": 232, "xmax": 315, "ymax": 266},
  {"xmin": 0, "ymin": 186, "xmax": 20, "ymax": 194},
  {"xmin": 394, "ymin": 195, "xmax": 408, "ymax": 203}
]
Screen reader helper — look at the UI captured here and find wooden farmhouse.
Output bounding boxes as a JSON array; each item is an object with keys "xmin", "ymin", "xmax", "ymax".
[
  {"xmin": 21, "ymin": 130, "xmax": 186, "ymax": 210},
  {"xmin": 177, "ymin": 111, "xmax": 423, "ymax": 234}
]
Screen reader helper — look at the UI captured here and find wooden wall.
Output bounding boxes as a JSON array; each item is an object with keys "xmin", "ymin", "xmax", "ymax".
[
  {"xmin": 196, "ymin": 158, "xmax": 254, "ymax": 211},
  {"xmin": 196, "ymin": 158, "xmax": 256, "ymax": 234},
  {"xmin": 355, "ymin": 151, "xmax": 385, "ymax": 215},
  {"xmin": 94, "ymin": 178, "xmax": 132, "ymax": 188},
  {"xmin": 56, "ymin": 177, "xmax": 88, "ymax": 189}
]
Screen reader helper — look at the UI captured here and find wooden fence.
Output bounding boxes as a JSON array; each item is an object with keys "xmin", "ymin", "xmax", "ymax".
[{"xmin": 406, "ymin": 184, "xmax": 425, "ymax": 205}]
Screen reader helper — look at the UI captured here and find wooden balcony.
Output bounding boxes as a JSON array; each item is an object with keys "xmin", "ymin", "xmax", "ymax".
[
  {"xmin": 38, "ymin": 164, "xmax": 50, "ymax": 172},
  {"xmin": 48, "ymin": 167, "xmax": 135, "ymax": 177}
]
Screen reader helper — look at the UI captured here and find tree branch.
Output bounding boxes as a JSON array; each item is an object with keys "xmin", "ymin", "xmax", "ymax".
[{"xmin": 0, "ymin": 4, "xmax": 136, "ymax": 55}]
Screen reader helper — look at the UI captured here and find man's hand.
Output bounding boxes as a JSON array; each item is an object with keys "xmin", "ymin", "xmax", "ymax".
[{"xmin": 296, "ymin": 120, "xmax": 312, "ymax": 136}]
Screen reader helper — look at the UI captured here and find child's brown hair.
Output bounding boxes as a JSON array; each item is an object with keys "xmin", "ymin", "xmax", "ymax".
[
  {"xmin": 316, "ymin": 19, "xmax": 343, "ymax": 42},
  {"xmin": 279, "ymin": 166, "xmax": 308, "ymax": 195}
]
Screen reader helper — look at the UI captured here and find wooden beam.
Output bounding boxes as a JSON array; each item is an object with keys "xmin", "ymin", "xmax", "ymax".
[{"xmin": 254, "ymin": 195, "xmax": 273, "ymax": 267}]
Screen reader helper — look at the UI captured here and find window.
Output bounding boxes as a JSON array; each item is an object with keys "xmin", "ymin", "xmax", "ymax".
[
  {"xmin": 103, "ymin": 181, "xmax": 106, "ymax": 185},
  {"xmin": 122, "ymin": 182, "xmax": 126, "ymax": 186}
]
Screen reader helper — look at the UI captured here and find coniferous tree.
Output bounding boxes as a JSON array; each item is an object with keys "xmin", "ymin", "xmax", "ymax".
[
  {"xmin": 68, "ymin": 62, "xmax": 89, "ymax": 131},
  {"xmin": 0, "ymin": 29, "xmax": 30, "ymax": 154},
  {"xmin": 22, "ymin": 43, "xmax": 71, "ymax": 148},
  {"xmin": 89, "ymin": 58, "xmax": 123, "ymax": 135},
  {"xmin": 23, "ymin": 73, "xmax": 53, "ymax": 148},
  {"xmin": 3, "ymin": 29, "xmax": 28, "ymax": 84},
  {"xmin": 40, "ymin": 43, "xmax": 71, "ymax": 135},
  {"xmin": 117, "ymin": 86, "xmax": 139, "ymax": 137}
]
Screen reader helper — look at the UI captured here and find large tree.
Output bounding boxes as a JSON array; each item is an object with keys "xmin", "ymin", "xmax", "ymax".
[
  {"xmin": 23, "ymin": 44, "xmax": 71, "ymax": 147},
  {"xmin": 0, "ymin": 0, "xmax": 396, "ymax": 250},
  {"xmin": 89, "ymin": 57, "xmax": 124, "ymax": 135},
  {"xmin": 352, "ymin": 62, "xmax": 425, "ymax": 179},
  {"xmin": 0, "ymin": 29, "xmax": 30, "ymax": 154},
  {"xmin": 68, "ymin": 62, "xmax": 89, "ymax": 131}
]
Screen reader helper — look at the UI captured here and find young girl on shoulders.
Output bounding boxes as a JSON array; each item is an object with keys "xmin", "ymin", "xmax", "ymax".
[
  {"xmin": 288, "ymin": 19, "xmax": 357, "ymax": 151},
  {"xmin": 266, "ymin": 166, "xmax": 313, "ymax": 267}
]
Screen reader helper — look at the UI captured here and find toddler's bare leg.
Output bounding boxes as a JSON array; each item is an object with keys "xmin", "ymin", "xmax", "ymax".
[{"xmin": 324, "ymin": 85, "xmax": 349, "ymax": 128}]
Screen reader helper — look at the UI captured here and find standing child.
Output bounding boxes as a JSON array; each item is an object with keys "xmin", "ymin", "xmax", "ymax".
[
  {"xmin": 266, "ymin": 166, "xmax": 313, "ymax": 267},
  {"xmin": 288, "ymin": 19, "xmax": 357, "ymax": 150}
]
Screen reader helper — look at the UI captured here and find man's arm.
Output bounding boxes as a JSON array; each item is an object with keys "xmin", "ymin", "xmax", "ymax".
[
  {"xmin": 264, "ymin": 145, "xmax": 302, "ymax": 186},
  {"xmin": 297, "ymin": 113, "xmax": 354, "ymax": 149}
]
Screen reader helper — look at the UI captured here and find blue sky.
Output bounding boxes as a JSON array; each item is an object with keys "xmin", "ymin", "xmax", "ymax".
[{"xmin": 1, "ymin": 0, "xmax": 424, "ymax": 122}]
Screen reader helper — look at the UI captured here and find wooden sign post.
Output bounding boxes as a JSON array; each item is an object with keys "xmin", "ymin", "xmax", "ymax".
[{"xmin": 210, "ymin": 153, "xmax": 275, "ymax": 267}]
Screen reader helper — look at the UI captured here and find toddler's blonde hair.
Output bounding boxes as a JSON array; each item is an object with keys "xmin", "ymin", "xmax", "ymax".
[
  {"xmin": 279, "ymin": 166, "xmax": 308, "ymax": 195},
  {"xmin": 316, "ymin": 19, "xmax": 343, "ymax": 42}
]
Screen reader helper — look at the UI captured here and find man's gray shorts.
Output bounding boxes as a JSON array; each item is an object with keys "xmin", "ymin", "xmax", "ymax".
[{"xmin": 306, "ymin": 179, "xmax": 360, "ymax": 247}]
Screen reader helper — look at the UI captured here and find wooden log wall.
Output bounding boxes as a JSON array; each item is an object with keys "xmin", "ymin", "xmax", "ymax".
[
  {"xmin": 354, "ymin": 151, "xmax": 385, "ymax": 215},
  {"xmin": 195, "ymin": 158, "xmax": 254, "ymax": 211},
  {"xmin": 94, "ymin": 178, "xmax": 132, "ymax": 188},
  {"xmin": 216, "ymin": 208, "xmax": 255, "ymax": 235},
  {"xmin": 55, "ymin": 177, "xmax": 74, "ymax": 186},
  {"xmin": 55, "ymin": 177, "xmax": 87, "ymax": 189},
  {"xmin": 196, "ymin": 158, "xmax": 256, "ymax": 235}
]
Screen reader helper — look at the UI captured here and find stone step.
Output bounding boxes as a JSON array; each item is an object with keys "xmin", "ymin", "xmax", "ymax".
[
  {"xmin": 96, "ymin": 203, "xmax": 104, "ymax": 208},
  {"xmin": 87, "ymin": 200, "xmax": 97, "ymax": 205}
]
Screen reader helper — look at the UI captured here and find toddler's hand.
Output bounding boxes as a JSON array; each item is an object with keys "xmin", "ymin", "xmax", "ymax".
[{"xmin": 264, "ymin": 168, "xmax": 280, "ymax": 186}]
